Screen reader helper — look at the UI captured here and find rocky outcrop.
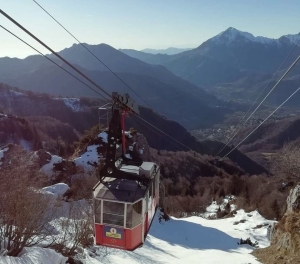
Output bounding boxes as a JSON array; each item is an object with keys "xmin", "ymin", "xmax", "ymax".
[
  {"xmin": 286, "ymin": 184, "xmax": 300, "ymax": 214},
  {"xmin": 253, "ymin": 184, "xmax": 300, "ymax": 263},
  {"xmin": 270, "ymin": 184, "xmax": 300, "ymax": 252},
  {"xmin": 35, "ymin": 149, "xmax": 52, "ymax": 167}
]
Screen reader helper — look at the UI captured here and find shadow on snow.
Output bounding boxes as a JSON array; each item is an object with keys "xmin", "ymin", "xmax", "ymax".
[{"xmin": 148, "ymin": 217, "xmax": 242, "ymax": 252}]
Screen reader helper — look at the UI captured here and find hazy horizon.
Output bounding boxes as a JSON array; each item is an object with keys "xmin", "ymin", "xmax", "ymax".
[{"xmin": 1, "ymin": 0, "xmax": 300, "ymax": 58}]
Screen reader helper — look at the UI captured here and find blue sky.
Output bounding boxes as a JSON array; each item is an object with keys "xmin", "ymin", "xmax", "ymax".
[{"xmin": 1, "ymin": 0, "xmax": 300, "ymax": 58}]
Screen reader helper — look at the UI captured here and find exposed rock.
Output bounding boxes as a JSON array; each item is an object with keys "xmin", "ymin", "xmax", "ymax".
[
  {"xmin": 253, "ymin": 184, "xmax": 300, "ymax": 263},
  {"xmin": 35, "ymin": 149, "xmax": 52, "ymax": 167},
  {"xmin": 270, "ymin": 184, "xmax": 300, "ymax": 252},
  {"xmin": 286, "ymin": 184, "xmax": 300, "ymax": 214}
]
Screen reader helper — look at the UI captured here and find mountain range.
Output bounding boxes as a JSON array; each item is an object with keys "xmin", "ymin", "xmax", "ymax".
[
  {"xmin": 121, "ymin": 27, "xmax": 300, "ymax": 107},
  {"xmin": 0, "ymin": 43, "xmax": 245, "ymax": 130},
  {"xmin": 1, "ymin": 26, "xmax": 300, "ymax": 133},
  {"xmin": 0, "ymin": 84, "xmax": 266, "ymax": 175},
  {"xmin": 140, "ymin": 47, "xmax": 192, "ymax": 55}
]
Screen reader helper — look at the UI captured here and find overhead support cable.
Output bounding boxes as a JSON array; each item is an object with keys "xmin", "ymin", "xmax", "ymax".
[
  {"xmin": 32, "ymin": 0, "xmax": 153, "ymax": 110},
  {"xmin": 0, "ymin": 25, "xmax": 110, "ymax": 101},
  {"xmin": 0, "ymin": 9, "xmax": 112, "ymax": 100},
  {"xmin": 133, "ymin": 114, "xmax": 192, "ymax": 151},
  {"xmin": 220, "ymin": 86, "xmax": 300, "ymax": 160},
  {"xmin": 132, "ymin": 115, "xmax": 187, "ymax": 152},
  {"xmin": 0, "ymin": 9, "xmax": 193, "ymax": 154}
]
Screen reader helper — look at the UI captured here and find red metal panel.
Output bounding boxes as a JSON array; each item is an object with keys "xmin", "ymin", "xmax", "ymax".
[
  {"xmin": 125, "ymin": 224, "xmax": 142, "ymax": 250},
  {"xmin": 95, "ymin": 224, "xmax": 144, "ymax": 250},
  {"xmin": 95, "ymin": 224, "xmax": 103, "ymax": 245}
]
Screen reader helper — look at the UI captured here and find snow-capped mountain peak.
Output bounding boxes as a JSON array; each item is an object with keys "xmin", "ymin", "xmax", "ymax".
[
  {"xmin": 211, "ymin": 27, "xmax": 275, "ymax": 45},
  {"xmin": 282, "ymin": 32, "xmax": 300, "ymax": 44},
  {"xmin": 211, "ymin": 27, "xmax": 300, "ymax": 46}
]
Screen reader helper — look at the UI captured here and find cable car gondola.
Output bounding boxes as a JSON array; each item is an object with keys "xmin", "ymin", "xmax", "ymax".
[{"xmin": 93, "ymin": 92, "xmax": 160, "ymax": 251}]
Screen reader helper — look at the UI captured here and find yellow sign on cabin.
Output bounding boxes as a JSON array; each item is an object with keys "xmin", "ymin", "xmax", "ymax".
[{"xmin": 105, "ymin": 232, "xmax": 121, "ymax": 239}]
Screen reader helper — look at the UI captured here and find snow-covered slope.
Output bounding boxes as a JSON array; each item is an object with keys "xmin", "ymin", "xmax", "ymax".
[
  {"xmin": 40, "ymin": 153, "xmax": 63, "ymax": 177},
  {"xmin": 0, "ymin": 209, "xmax": 274, "ymax": 264},
  {"xmin": 0, "ymin": 247, "xmax": 67, "ymax": 264},
  {"xmin": 73, "ymin": 132, "xmax": 107, "ymax": 172},
  {"xmin": 83, "ymin": 210, "xmax": 273, "ymax": 264},
  {"xmin": 36, "ymin": 131, "xmax": 108, "ymax": 177}
]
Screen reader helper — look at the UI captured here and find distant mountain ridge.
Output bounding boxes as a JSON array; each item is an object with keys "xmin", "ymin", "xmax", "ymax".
[
  {"xmin": 0, "ymin": 43, "xmax": 245, "ymax": 130},
  {"xmin": 120, "ymin": 27, "xmax": 300, "ymax": 106},
  {"xmin": 122, "ymin": 27, "xmax": 300, "ymax": 80},
  {"xmin": 0, "ymin": 84, "xmax": 267, "ymax": 175},
  {"xmin": 211, "ymin": 27, "xmax": 300, "ymax": 46},
  {"xmin": 140, "ymin": 47, "xmax": 192, "ymax": 55}
]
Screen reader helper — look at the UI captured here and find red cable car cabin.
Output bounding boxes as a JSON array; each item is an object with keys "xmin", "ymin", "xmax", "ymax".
[{"xmin": 93, "ymin": 92, "xmax": 160, "ymax": 250}]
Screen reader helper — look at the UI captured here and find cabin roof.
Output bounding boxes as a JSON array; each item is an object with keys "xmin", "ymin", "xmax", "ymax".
[{"xmin": 93, "ymin": 177, "xmax": 147, "ymax": 203}]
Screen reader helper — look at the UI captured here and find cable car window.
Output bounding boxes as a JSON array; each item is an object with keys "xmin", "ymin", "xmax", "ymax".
[
  {"xmin": 126, "ymin": 200, "xmax": 142, "ymax": 228},
  {"xmin": 126, "ymin": 204, "xmax": 133, "ymax": 228},
  {"xmin": 94, "ymin": 199, "xmax": 101, "ymax": 224},
  {"xmin": 103, "ymin": 201, "xmax": 124, "ymax": 227},
  {"xmin": 132, "ymin": 200, "xmax": 142, "ymax": 227}
]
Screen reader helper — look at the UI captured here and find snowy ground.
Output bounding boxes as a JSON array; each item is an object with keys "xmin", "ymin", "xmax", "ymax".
[
  {"xmin": 82, "ymin": 210, "xmax": 274, "ymax": 264},
  {"xmin": 40, "ymin": 153, "xmax": 63, "ymax": 178},
  {"xmin": 74, "ymin": 145, "xmax": 104, "ymax": 172},
  {"xmin": 0, "ymin": 138, "xmax": 275, "ymax": 263},
  {"xmin": 0, "ymin": 247, "xmax": 67, "ymax": 264},
  {"xmin": 0, "ymin": 203, "xmax": 274, "ymax": 264}
]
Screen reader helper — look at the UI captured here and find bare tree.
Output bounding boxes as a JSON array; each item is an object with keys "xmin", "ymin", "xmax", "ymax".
[
  {"xmin": 0, "ymin": 187, "xmax": 53, "ymax": 256},
  {"xmin": 0, "ymin": 145, "xmax": 95, "ymax": 258},
  {"xmin": 0, "ymin": 148, "xmax": 53, "ymax": 256},
  {"xmin": 51, "ymin": 201, "xmax": 93, "ymax": 256}
]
